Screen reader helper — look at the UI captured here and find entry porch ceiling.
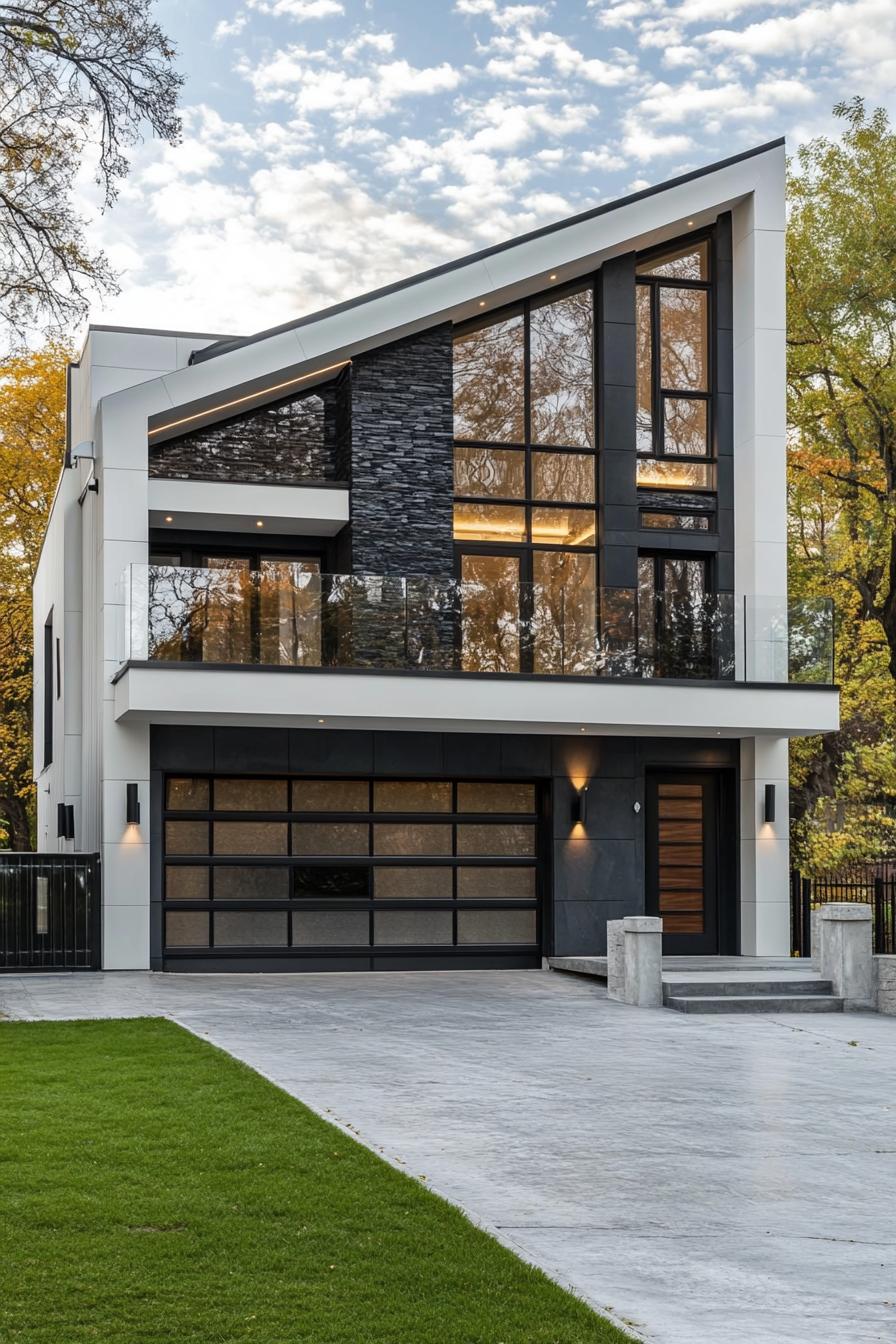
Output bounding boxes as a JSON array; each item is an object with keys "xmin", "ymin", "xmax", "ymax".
[{"xmin": 113, "ymin": 664, "xmax": 839, "ymax": 738}]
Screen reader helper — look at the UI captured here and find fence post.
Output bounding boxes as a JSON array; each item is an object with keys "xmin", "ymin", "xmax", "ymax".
[
  {"xmin": 818, "ymin": 903, "xmax": 874, "ymax": 1009},
  {"xmin": 874, "ymin": 876, "xmax": 885, "ymax": 953},
  {"xmin": 802, "ymin": 876, "xmax": 812, "ymax": 958}
]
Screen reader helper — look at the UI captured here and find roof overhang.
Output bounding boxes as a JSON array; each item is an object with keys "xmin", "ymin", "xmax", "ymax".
[{"xmin": 147, "ymin": 140, "xmax": 785, "ymax": 434}]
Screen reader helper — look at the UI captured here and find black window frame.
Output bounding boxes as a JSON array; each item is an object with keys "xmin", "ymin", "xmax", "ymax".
[{"xmin": 635, "ymin": 232, "xmax": 714, "ymax": 484}]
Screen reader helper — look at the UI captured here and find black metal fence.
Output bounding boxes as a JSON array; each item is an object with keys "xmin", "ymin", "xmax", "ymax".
[
  {"xmin": 0, "ymin": 853, "xmax": 101, "ymax": 971},
  {"xmin": 790, "ymin": 863, "xmax": 896, "ymax": 957}
]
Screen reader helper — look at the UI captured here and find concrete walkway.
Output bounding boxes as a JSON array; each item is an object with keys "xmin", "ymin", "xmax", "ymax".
[{"xmin": 2, "ymin": 968, "xmax": 894, "ymax": 1344}]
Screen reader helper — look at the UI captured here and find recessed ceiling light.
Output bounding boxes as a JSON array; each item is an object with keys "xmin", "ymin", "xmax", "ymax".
[
  {"xmin": 256, "ymin": 520, "xmax": 264, "ymax": 528},
  {"xmin": 478, "ymin": 300, "xmax": 486, "ymax": 307},
  {"xmin": 549, "ymin": 273, "xmax": 557, "ymax": 280},
  {"xmin": 580, "ymin": 727, "xmax": 586, "ymax": 733},
  {"xmin": 687, "ymin": 219, "xmax": 694, "ymax": 226},
  {"xmin": 318, "ymin": 718, "xmax": 325, "ymax": 724},
  {"xmin": 164, "ymin": 515, "xmax": 173, "ymax": 523}
]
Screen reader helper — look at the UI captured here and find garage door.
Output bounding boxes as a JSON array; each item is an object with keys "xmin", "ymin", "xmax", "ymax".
[{"xmin": 162, "ymin": 776, "xmax": 544, "ymax": 971}]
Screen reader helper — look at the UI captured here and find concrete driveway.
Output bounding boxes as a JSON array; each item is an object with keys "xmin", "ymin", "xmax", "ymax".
[{"xmin": 2, "ymin": 968, "xmax": 894, "ymax": 1344}]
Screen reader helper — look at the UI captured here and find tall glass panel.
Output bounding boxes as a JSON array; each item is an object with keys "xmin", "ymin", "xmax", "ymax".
[
  {"xmin": 659, "ymin": 288, "xmax": 707, "ymax": 391},
  {"xmin": 533, "ymin": 550, "xmax": 597, "ymax": 675},
  {"xmin": 663, "ymin": 397, "xmax": 708, "ymax": 456},
  {"xmin": 258, "ymin": 559, "xmax": 321, "ymax": 666},
  {"xmin": 460, "ymin": 553, "xmax": 520, "ymax": 673},
  {"xmin": 201, "ymin": 557, "xmax": 252, "ymax": 662},
  {"xmin": 636, "ymin": 285, "xmax": 653, "ymax": 453},
  {"xmin": 529, "ymin": 289, "xmax": 594, "ymax": 448},
  {"xmin": 453, "ymin": 314, "xmax": 524, "ymax": 443}
]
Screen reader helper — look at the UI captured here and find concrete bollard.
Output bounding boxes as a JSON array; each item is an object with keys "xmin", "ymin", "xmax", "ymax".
[
  {"xmin": 623, "ymin": 916, "xmax": 664, "ymax": 1008},
  {"xmin": 606, "ymin": 920, "xmax": 625, "ymax": 1001},
  {"xmin": 818, "ymin": 903, "xmax": 874, "ymax": 1009}
]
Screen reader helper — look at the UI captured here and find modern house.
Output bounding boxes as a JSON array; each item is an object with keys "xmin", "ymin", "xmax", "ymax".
[{"xmin": 33, "ymin": 139, "xmax": 839, "ymax": 973}]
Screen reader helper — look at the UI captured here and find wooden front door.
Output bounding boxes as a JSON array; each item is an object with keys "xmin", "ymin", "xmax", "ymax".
[{"xmin": 646, "ymin": 772, "xmax": 720, "ymax": 955}]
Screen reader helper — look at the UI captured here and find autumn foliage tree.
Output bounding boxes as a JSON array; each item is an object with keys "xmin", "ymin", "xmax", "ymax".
[
  {"xmin": 0, "ymin": 342, "xmax": 67, "ymax": 847},
  {"xmin": 787, "ymin": 99, "xmax": 896, "ymax": 868}
]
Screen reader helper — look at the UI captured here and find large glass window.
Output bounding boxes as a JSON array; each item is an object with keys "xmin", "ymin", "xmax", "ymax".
[
  {"xmin": 635, "ymin": 241, "xmax": 712, "ymax": 491},
  {"xmin": 452, "ymin": 282, "xmax": 598, "ymax": 676}
]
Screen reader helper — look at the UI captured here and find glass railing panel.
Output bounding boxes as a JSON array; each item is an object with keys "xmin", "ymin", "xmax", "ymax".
[
  {"xmin": 127, "ymin": 565, "xmax": 834, "ymax": 685},
  {"xmin": 638, "ymin": 592, "xmax": 735, "ymax": 680},
  {"xmin": 787, "ymin": 597, "xmax": 834, "ymax": 684}
]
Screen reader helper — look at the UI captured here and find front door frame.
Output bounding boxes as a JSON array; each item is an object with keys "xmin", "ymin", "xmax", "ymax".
[{"xmin": 644, "ymin": 766, "xmax": 738, "ymax": 955}]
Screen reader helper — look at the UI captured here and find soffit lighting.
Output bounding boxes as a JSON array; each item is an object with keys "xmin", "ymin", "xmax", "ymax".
[
  {"xmin": 164, "ymin": 515, "xmax": 173, "ymax": 523},
  {"xmin": 549, "ymin": 273, "xmax": 557, "ymax": 280},
  {"xmin": 148, "ymin": 359, "xmax": 351, "ymax": 439},
  {"xmin": 256, "ymin": 520, "xmax": 264, "ymax": 528},
  {"xmin": 478, "ymin": 300, "xmax": 486, "ymax": 307}
]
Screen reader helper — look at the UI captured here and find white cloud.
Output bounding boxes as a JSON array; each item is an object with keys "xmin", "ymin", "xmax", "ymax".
[
  {"xmin": 622, "ymin": 122, "xmax": 693, "ymax": 160},
  {"xmin": 214, "ymin": 13, "xmax": 247, "ymax": 40},
  {"xmin": 246, "ymin": 46, "xmax": 462, "ymax": 120},
  {"xmin": 248, "ymin": 0, "xmax": 344, "ymax": 18}
]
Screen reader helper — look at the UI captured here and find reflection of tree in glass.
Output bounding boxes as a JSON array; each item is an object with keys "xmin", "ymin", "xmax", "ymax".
[
  {"xmin": 454, "ymin": 445, "xmax": 525, "ymax": 498},
  {"xmin": 659, "ymin": 288, "xmax": 707, "ymax": 392},
  {"xmin": 460, "ymin": 556, "xmax": 520, "ymax": 673},
  {"xmin": 664, "ymin": 397, "xmax": 707, "ymax": 456},
  {"xmin": 532, "ymin": 552, "xmax": 597, "ymax": 674},
  {"xmin": 636, "ymin": 286, "xmax": 653, "ymax": 453},
  {"xmin": 530, "ymin": 291, "xmax": 594, "ymax": 448},
  {"xmin": 453, "ymin": 315, "xmax": 524, "ymax": 442}
]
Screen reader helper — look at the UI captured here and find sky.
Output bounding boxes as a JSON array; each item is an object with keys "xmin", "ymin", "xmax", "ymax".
[{"xmin": 83, "ymin": 0, "xmax": 896, "ymax": 339}]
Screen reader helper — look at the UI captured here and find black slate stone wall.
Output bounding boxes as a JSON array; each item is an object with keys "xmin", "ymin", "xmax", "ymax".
[
  {"xmin": 347, "ymin": 324, "xmax": 454, "ymax": 577},
  {"xmin": 149, "ymin": 374, "xmax": 350, "ymax": 484}
]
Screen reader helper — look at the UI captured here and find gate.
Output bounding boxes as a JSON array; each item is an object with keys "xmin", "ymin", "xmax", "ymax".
[
  {"xmin": 790, "ymin": 863, "xmax": 896, "ymax": 957},
  {"xmin": 0, "ymin": 853, "xmax": 101, "ymax": 971}
]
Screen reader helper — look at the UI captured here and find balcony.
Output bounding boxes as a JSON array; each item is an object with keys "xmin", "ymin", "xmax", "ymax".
[{"xmin": 123, "ymin": 564, "xmax": 834, "ymax": 685}]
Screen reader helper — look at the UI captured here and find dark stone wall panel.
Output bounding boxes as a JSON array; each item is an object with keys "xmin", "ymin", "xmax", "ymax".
[
  {"xmin": 149, "ymin": 376, "xmax": 349, "ymax": 485},
  {"xmin": 349, "ymin": 324, "xmax": 454, "ymax": 577}
]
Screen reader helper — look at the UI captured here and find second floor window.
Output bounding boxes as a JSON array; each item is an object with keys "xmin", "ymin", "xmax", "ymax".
[
  {"xmin": 452, "ymin": 287, "xmax": 597, "ymax": 675},
  {"xmin": 635, "ymin": 240, "xmax": 713, "ymax": 491}
]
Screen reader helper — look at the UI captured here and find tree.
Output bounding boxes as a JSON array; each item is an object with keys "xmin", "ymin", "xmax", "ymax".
[
  {"xmin": 787, "ymin": 98, "xmax": 896, "ymax": 869},
  {"xmin": 0, "ymin": 341, "xmax": 67, "ymax": 848},
  {"xmin": 0, "ymin": 1, "xmax": 182, "ymax": 335}
]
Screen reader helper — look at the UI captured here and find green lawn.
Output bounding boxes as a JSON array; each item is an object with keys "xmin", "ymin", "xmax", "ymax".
[{"xmin": 0, "ymin": 1018, "xmax": 632, "ymax": 1343}]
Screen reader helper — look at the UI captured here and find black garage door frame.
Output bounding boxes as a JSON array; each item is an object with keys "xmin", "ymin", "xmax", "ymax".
[{"xmin": 158, "ymin": 774, "xmax": 551, "ymax": 972}]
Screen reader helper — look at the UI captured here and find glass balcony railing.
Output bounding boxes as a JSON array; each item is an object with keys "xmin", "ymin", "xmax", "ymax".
[{"xmin": 123, "ymin": 564, "xmax": 835, "ymax": 684}]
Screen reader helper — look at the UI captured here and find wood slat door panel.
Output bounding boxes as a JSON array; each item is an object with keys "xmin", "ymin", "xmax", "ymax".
[{"xmin": 646, "ymin": 772, "xmax": 719, "ymax": 954}]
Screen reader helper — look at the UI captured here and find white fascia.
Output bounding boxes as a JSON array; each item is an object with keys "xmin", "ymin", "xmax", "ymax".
[{"xmin": 114, "ymin": 665, "xmax": 838, "ymax": 738}]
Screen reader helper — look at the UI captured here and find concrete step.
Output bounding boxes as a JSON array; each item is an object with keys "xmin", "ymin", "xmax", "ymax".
[
  {"xmin": 663, "ymin": 979, "xmax": 834, "ymax": 998},
  {"xmin": 665, "ymin": 993, "xmax": 844, "ymax": 1014}
]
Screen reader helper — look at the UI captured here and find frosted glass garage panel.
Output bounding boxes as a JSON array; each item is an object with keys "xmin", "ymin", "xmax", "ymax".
[{"xmin": 457, "ymin": 910, "xmax": 537, "ymax": 944}]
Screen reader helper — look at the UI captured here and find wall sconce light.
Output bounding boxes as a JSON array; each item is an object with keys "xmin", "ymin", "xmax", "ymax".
[
  {"xmin": 571, "ymin": 784, "xmax": 589, "ymax": 827},
  {"xmin": 764, "ymin": 783, "xmax": 776, "ymax": 825},
  {"xmin": 126, "ymin": 783, "xmax": 141, "ymax": 826}
]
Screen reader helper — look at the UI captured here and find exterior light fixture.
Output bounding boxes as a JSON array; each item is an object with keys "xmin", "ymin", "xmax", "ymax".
[
  {"xmin": 764, "ymin": 783, "xmax": 776, "ymax": 825},
  {"xmin": 126, "ymin": 783, "xmax": 140, "ymax": 826},
  {"xmin": 164, "ymin": 515, "xmax": 173, "ymax": 523},
  {"xmin": 256, "ymin": 520, "xmax": 264, "ymax": 528},
  {"xmin": 317, "ymin": 718, "xmax": 325, "ymax": 724},
  {"xmin": 579, "ymin": 726, "xmax": 586, "ymax": 733},
  {"xmin": 571, "ymin": 785, "xmax": 589, "ymax": 827},
  {"xmin": 687, "ymin": 219, "xmax": 694, "ymax": 226},
  {"xmin": 549, "ymin": 273, "xmax": 557, "ymax": 280},
  {"xmin": 478, "ymin": 300, "xmax": 486, "ymax": 307}
]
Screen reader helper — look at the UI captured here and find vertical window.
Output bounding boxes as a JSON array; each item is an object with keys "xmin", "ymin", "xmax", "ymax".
[
  {"xmin": 452, "ymin": 283, "xmax": 597, "ymax": 675},
  {"xmin": 43, "ymin": 612, "xmax": 53, "ymax": 767},
  {"xmin": 635, "ymin": 241, "xmax": 713, "ymax": 490}
]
